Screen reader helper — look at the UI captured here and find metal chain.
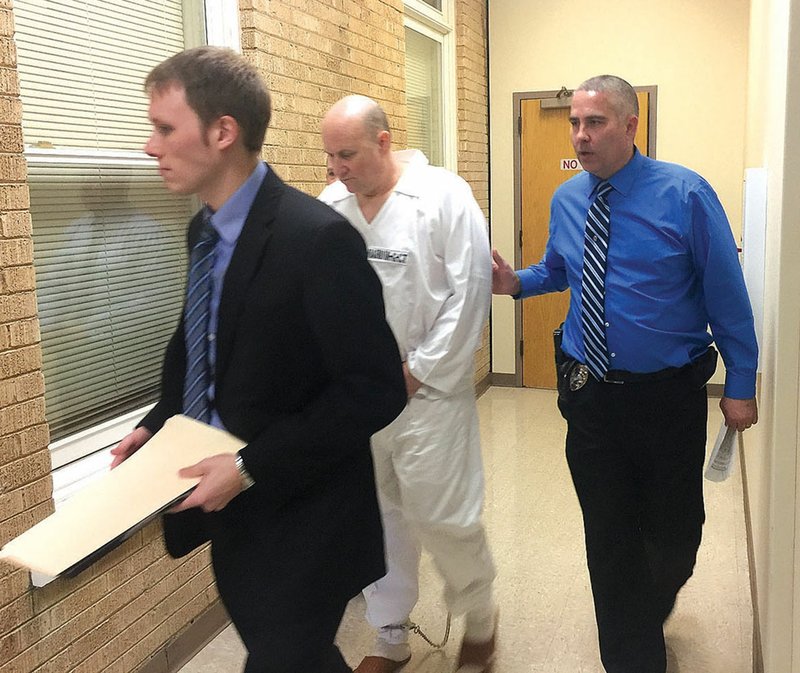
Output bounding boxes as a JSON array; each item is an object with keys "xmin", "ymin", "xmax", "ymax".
[{"xmin": 407, "ymin": 612, "xmax": 452, "ymax": 649}]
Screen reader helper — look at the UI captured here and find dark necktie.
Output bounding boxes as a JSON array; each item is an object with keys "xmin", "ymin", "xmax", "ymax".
[
  {"xmin": 182, "ymin": 209, "xmax": 218, "ymax": 422},
  {"xmin": 581, "ymin": 180, "xmax": 613, "ymax": 381}
]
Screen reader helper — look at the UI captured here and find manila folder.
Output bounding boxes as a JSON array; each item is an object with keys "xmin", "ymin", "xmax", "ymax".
[{"xmin": 0, "ymin": 415, "xmax": 245, "ymax": 578}]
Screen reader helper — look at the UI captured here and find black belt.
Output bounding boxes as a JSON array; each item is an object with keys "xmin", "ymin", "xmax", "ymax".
[
  {"xmin": 600, "ymin": 347, "xmax": 718, "ymax": 385},
  {"xmin": 601, "ymin": 364, "xmax": 691, "ymax": 384}
]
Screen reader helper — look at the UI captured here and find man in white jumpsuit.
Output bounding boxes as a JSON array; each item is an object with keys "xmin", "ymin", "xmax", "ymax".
[{"xmin": 320, "ymin": 96, "xmax": 497, "ymax": 673}]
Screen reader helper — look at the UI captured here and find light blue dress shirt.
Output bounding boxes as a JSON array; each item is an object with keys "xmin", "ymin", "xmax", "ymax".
[
  {"xmin": 204, "ymin": 161, "xmax": 267, "ymax": 428},
  {"xmin": 516, "ymin": 149, "xmax": 758, "ymax": 399}
]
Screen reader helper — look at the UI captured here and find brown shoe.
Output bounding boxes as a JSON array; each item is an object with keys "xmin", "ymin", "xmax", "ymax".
[
  {"xmin": 455, "ymin": 630, "xmax": 496, "ymax": 673},
  {"xmin": 354, "ymin": 655, "xmax": 412, "ymax": 673}
]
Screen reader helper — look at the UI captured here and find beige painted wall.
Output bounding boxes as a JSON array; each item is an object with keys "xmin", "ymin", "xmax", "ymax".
[
  {"xmin": 742, "ymin": 0, "xmax": 800, "ymax": 669},
  {"xmin": 488, "ymin": 0, "xmax": 751, "ymax": 374}
]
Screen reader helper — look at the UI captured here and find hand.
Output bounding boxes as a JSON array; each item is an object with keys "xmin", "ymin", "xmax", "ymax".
[
  {"xmin": 402, "ymin": 362, "xmax": 423, "ymax": 398},
  {"xmin": 110, "ymin": 426, "xmax": 153, "ymax": 468},
  {"xmin": 492, "ymin": 249, "xmax": 521, "ymax": 296},
  {"xmin": 171, "ymin": 453, "xmax": 243, "ymax": 513},
  {"xmin": 719, "ymin": 397, "xmax": 758, "ymax": 432}
]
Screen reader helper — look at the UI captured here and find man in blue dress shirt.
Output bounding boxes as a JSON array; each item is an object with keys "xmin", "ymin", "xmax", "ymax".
[{"xmin": 492, "ymin": 75, "xmax": 758, "ymax": 673}]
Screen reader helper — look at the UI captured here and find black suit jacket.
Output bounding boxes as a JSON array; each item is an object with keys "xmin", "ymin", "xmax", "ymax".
[{"xmin": 141, "ymin": 165, "xmax": 406, "ymax": 607}]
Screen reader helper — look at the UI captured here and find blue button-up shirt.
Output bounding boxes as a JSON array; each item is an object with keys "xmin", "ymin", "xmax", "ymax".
[
  {"xmin": 205, "ymin": 161, "xmax": 267, "ymax": 428},
  {"xmin": 516, "ymin": 149, "xmax": 757, "ymax": 399}
]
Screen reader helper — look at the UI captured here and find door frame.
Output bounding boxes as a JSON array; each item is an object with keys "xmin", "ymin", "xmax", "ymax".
[{"xmin": 510, "ymin": 85, "xmax": 658, "ymax": 385}]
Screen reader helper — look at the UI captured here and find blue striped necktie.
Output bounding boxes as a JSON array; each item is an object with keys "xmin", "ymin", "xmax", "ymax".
[
  {"xmin": 182, "ymin": 208, "xmax": 218, "ymax": 422},
  {"xmin": 581, "ymin": 180, "xmax": 613, "ymax": 381}
]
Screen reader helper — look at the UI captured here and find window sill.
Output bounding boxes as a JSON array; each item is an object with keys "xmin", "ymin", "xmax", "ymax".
[
  {"xmin": 30, "ymin": 405, "xmax": 155, "ymax": 587},
  {"xmin": 50, "ymin": 405, "xmax": 154, "ymax": 472}
]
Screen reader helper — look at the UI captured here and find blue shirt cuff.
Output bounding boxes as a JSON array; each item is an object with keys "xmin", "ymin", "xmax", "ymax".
[
  {"xmin": 723, "ymin": 372, "xmax": 757, "ymax": 400},
  {"xmin": 514, "ymin": 268, "xmax": 536, "ymax": 299}
]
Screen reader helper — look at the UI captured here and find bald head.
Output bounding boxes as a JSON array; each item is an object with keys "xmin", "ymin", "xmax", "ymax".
[
  {"xmin": 322, "ymin": 95, "xmax": 398, "ymax": 199},
  {"xmin": 323, "ymin": 95, "xmax": 390, "ymax": 140}
]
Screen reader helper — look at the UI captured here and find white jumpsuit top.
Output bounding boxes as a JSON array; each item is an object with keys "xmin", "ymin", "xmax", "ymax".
[{"xmin": 320, "ymin": 150, "xmax": 492, "ymax": 395}]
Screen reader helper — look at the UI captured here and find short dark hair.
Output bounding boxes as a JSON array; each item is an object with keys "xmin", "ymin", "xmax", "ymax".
[
  {"xmin": 362, "ymin": 102, "xmax": 390, "ymax": 140},
  {"xmin": 577, "ymin": 75, "xmax": 639, "ymax": 118},
  {"xmin": 145, "ymin": 46, "xmax": 271, "ymax": 152}
]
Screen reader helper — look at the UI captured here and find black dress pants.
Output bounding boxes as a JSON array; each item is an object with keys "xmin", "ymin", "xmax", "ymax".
[
  {"xmin": 211, "ymin": 542, "xmax": 353, "ymax": 673},
  {"xmin": 557, "ymin": 370, "xmax": 707, "ymax": 673}
]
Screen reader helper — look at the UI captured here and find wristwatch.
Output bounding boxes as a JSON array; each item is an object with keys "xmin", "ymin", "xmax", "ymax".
[{"xmin": 234, "ymin": 452, "xmax": 255, "ymax": 491}]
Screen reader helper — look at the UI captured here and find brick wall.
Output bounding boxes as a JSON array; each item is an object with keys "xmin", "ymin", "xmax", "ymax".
[
  {"xmin": 241, "ymin": 0, "xmax": 407, "ymax": 194},
  {"xmin": 241, "ymin": 0, "xmax": 490, "ymax": 386},
  {"xmin": 0, "ymin": 2, "xmax": 490, "ymax": 672},
  {"xmin": 455, "ymin": 0, "xmax": 491, "ymax": 385},
  {"xmin": 0, "ymin": 0, "xmax": 56, "ymax": 668}
]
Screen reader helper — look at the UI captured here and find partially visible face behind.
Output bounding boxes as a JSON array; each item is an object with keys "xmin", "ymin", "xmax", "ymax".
[
  {"xmin": 325, "ymin": 156, "xmax": 336, "ymax": 184},
  {"xmin": 569, "ymin": 89, "xmax": 638, "ymax": 180},
  {"xmin": 321, "ymin": 113, "xmax": 385, "ymax": 196},
  {"xmin": 144, "ymin": 84, "xmax": 220, "ymax": 200}
]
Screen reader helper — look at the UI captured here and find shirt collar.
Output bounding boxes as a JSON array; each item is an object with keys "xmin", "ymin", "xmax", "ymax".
[
  {"xmin": 392, "ymin": 149, "xmax": 430, "ymax": 197},
  {"xmin": 588, "ymin": 146, "xmax": 643, "ymax": 198},
  {"xmin": 207, "ymin": 161, "xmax": 268, "ymax": 244}
]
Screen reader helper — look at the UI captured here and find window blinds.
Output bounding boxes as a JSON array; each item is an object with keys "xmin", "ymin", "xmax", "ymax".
[
  {"xmin": 14, "ymin": 0, "xmax": 185, "ymax": 151},
  {"xmin": 14, "ymin": 1, "xmax": 194, "ymax": 442},
  {"xmin": 405, "ymin": 26, "xmax": 443, "ymax": 166},
  {"xmin": 28, "ymin": 161, "xmax": 191, "ymax": 439}
]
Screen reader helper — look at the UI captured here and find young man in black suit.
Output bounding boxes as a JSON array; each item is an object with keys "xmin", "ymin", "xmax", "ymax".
[{"xmin": 110, "ymin": 46, "xmax": 407, "ymax": 673}]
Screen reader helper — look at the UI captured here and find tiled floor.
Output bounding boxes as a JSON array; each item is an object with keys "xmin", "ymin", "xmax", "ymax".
[{"xmin": 179, "ymin": 387, "xmax": 753, "ymax": 673}]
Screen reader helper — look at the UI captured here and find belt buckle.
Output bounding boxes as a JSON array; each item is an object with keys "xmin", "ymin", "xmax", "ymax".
[
  {"xmin": 569, "ymin": 363, "xmax": 589, "ymax": 391},
  {"xmin": 602, "ymin": 372, "xmax": 625, "ymax": 385}
]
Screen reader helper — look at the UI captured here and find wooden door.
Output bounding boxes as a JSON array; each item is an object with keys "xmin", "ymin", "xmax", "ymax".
[{"xmin": 520, "ymin": 91, "xmax": 650, "ymax": 388}]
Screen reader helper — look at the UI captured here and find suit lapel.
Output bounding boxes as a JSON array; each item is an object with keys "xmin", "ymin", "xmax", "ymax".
[{"xmin": 215, "ymin": 167, "xmax": 284, "ymax": 381}]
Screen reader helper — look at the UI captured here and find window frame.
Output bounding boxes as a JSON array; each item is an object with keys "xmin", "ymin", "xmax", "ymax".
[
  {"xmin": 403, "ymin": 0, "xmax": 457, "ymax": 171},
  {"xmin": 202, "ymin": 0, "xmax": 241, "ymax": 50}
]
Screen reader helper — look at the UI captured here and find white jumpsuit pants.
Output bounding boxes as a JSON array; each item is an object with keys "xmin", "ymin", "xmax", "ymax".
[{"xmin": 363, "ymin": 387, "xmax": 496, "ymax": 630}]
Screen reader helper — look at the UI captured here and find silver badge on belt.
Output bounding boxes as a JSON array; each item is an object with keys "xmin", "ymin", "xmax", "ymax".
[{"xmin": 569, "ymin": 363, "xmax": 589, "ymax": 391}]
